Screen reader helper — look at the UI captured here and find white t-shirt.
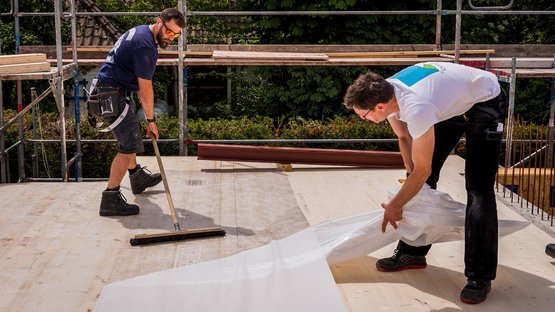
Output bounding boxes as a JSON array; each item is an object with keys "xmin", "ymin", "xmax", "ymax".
[{"xmin": 387, "ymin": 62, "xmax": 501, "ymax": 139}]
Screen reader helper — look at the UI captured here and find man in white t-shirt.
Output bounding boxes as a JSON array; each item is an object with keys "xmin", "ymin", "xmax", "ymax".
[{"xmin": 343, "ymin": 62, "xmax": 507, "ymax": 304}]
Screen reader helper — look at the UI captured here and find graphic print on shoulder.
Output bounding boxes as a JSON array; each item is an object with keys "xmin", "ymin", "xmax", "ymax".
[{"xmin": 390, "ymin": 63, "xmax": 440, "ymax": 87}]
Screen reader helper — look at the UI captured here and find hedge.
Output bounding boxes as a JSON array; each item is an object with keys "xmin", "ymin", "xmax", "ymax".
[{"xmin": 1, "ymin": 110, "xmax": 398, "ymax": 180}]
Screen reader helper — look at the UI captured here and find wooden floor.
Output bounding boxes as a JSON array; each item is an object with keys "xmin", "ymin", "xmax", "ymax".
[{"xmin": 1, "ymin": 156, "xmax": 554, "ymax": 312}]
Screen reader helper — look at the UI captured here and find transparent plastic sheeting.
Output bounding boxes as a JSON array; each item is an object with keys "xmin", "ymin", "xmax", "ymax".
[
  {"xmin": 95, "ymin": 185, "xmax": 529, "ymax": 312},
  {"xmin": 95, "ymin": 229, "xmax": 345, "ymax": 312},
  {"xmin": 317, "ymin": 185, "xmax": 529, "ymax": 265}
]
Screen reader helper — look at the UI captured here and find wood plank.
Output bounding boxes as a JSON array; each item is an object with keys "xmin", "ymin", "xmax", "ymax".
[
  {"xmin": 185, "ymin": 56, "xmax": 451, "ymax": 66},
  {"xmin": 0, "ymin": 53, "xmax": 46, "ymax": 66},
  {"xmin": 0, "ymin": 64, "xmax": 74, "ymax": 81},
  {"xmin": 158, "ymin": 50, "xmax": 212, "ymax": 57},
  {"xmin": 327, "ymin": 49, "xmax": 496, "ymax": 58},
  {"xmin": 0, "ymin": 62, "xmax": 51, "ymax": 75},
  {"xmin": 69, "ymin": 47, "xmax": 213, "ymax": 57},
  {"xmin": 193, "ymin": 44, "xmax": 440, "ymax": 53},
  {"xmin": 514, "ymin": 68, "xmax": 555, "ymax": 78},
  {"xmin": 54, "ymin": 56, "xmax": 453, "ymax": 66},
  {"xmin": 72, "ymin": 47, "xmax": 492, "ymax": 59},
  {"xmin": 460, "ymin": 57, "xmax": 554, "ymax": 69},
  {"xmin": 212, "ymin": 50, "xmax": 329, "ymax": 61},
  {"xmin": 23, "ymin": 44, "xmax": 555, "ymax": 59}
]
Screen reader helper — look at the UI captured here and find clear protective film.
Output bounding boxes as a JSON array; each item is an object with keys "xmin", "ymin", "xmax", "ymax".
[
  {"xmin": 96, "ymin": 185, "xmax": 529, "ymax": 311},
  {"xmin": 95, "ymin": 229, "xmax": 346, "ymax": 312},
  {"xmin": 316, "ymin": 184, "xmax": 529, "ymax": 265}
]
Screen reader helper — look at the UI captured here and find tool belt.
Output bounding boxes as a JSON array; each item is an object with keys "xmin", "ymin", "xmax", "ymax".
[{"xmin": 87, "ymin": 78, "xmax": 131, "ymax": 132}]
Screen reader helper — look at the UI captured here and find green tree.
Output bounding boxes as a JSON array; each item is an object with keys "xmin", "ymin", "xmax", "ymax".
[
  {"xmin": 240, "ymin": 1, "xmax": 437, "ymax": 44},
  {"xmin": 1, "ymin": 1, "xmax": 554, "ymax": 120}
]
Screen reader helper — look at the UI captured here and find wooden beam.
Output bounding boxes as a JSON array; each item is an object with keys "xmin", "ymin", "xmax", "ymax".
[
  {"xmin": 212, "ymin": 50, "xmax": 329, "ymax": 61},
  {"xmin": 460, "ymin": 57, "xmax": 555, "ymax": 69},
  {"xmin": 184, "ymin": 56, "xmax": 451, "ymax": 66},
  {"xmin": 197, "ymin": 144, "xmax": 404, "ymax": 168},
  {"xmin": 47, "ymin": 56, "xmax": 453, "ymax": 67},
  {"xmin": 0, "ymin": 64, "xmax": 74, "ymax": 81},
  {"xmin": 21, "ymin": 44, "xmax": 555, "ymax": 59},
  {"xmin": 0, "ymin": 62, "xmax": 51, "ymax": 75},
  {"xmin": 327, "ymin": 49, "xmax": 495, "ymax": 58},
  {"xmin": 0, "ymin": 53, "xmax": 47, "ymax": 66},
  {"xmin": 491, "ymin": 68, "xmax": 555, "ymax": 78},
  {"xmin": 158, "ymin": 50, "xmax": 212, "ymax": 57},
  {"xmin": 68, "ymin": 47, "xmax": 213, "ymax": 57}
]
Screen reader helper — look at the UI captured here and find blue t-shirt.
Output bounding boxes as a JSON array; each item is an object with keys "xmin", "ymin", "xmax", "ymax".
[{"xmin": 98, "ymin": 25, "xmax": 158, "ymax": 91}]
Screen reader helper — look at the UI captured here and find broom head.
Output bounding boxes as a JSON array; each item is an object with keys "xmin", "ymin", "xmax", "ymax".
[{"xmin": 130, "ymin": 227, "xmax": 226, "ymax": 246}]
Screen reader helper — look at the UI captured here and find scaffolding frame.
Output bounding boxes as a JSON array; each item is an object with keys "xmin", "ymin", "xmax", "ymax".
[
  {"xmin": 0, "ymin": 0, "xmax": 79, "ymax": 183},
  {"xmin": 1, "ymin": 0, "xmax": 555, "ymax": 184}
]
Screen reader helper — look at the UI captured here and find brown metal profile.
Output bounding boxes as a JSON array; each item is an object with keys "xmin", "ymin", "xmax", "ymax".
[{"xmin": 197, "ymin": 144, "xmax": 404, "ymax": 168}]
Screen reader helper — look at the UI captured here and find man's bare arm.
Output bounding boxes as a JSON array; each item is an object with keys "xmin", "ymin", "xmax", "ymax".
[
  {"xmin": 138, "ymin": 77, "xmax": 159, "ymax": 140},
  {"xmin": 381, "ymin": 126, "xmax": 435, "ymax": 232},
  {"xmin": 388, "ymin": 116, "xmax": 414, "ymax": 173}
]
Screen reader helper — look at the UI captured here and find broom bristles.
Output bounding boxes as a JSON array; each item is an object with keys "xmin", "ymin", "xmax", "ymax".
[{"xmin": 130, "ymin": 227, "xmax": 226, "ymax": 246}]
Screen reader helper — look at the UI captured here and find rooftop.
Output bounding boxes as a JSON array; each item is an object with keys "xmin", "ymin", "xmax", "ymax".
[{"xmin": 0, "ymin": 155, "xmax": 554, "ymax": 311}]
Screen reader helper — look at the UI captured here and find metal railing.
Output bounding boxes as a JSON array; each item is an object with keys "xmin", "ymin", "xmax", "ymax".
[{"xmin": 498, "ymin": 118, "xmax": 555, "ymax": 226}]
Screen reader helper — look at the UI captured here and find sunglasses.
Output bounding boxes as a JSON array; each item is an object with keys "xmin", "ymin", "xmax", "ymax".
[{"xmin": 161, "ymin": 21, "xmax": 181, "ymax": 39}]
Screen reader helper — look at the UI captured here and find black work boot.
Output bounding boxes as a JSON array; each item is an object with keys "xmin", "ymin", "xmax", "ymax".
[
  {"xmin": 99, "ymin": 188, "xmax": 140, "ymax": 216},
  {"xmin": 129, "ymin": 165, "xmax": 162, "ymax": 194},
  {"xmin": 375, "ymin": 248, "xmax": 427, "ymax": 272},
  {"xmin": 460, "ymin": 279, "xmax": 492, "ymax": 304}
]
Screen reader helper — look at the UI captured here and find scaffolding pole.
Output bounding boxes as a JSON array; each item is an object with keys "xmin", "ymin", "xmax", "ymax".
[
  {"xmin": 70, "ymin": 0, "xmax": 82, "ymax": 181},
  {"xmin": 53, "ymin": 0, "xmax": 68, "ymax": 181},
  {"xmin": 178, "ymin": 0, "xmax": 187, "ymax": 156}
]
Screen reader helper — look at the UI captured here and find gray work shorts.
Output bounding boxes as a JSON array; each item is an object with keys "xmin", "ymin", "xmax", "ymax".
[{"xmin": 100, "ymin": 88, "xmax": 145, "ymax": 154}]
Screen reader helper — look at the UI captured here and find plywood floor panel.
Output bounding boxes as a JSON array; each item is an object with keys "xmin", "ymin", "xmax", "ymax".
[
  {"xmin": 1, "ymin": 156, "xmax": 554, "ymax": 311},
  {"xmin": 0, "ymin": 157, "xmax": 309, "ymax": 312},
  {"xmin": 286, "ymin": 156, "xmax": 555, "ymax": 312}
]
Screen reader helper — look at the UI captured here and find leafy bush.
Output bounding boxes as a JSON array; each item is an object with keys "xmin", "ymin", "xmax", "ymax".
[
  {"xmin": 1, "ymin": 112, "xmax": 399, "ymax": 180},
  {"xmin": 281, "ymin": 116, "xmax": 397, "ymax": 150}
]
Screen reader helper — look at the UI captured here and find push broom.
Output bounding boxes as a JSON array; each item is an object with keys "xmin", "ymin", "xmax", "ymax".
[{"xmin": 130, "ymin": 134, "xmax": 226, "ymax": 246}]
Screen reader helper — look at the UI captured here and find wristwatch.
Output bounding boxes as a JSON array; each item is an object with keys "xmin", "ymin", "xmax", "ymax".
[{"xmin": 146, "ymin": 117, "xmax": 156, "ymax": 123}]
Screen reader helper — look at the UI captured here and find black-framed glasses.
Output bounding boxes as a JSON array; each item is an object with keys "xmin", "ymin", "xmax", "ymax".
[
  {"xmin": 360, "ymin": 109, "xmax": 372, "ymax": 120},
  {"xmin": 162, "ymin": 21, "xmax": 181, "ymax": 38}
]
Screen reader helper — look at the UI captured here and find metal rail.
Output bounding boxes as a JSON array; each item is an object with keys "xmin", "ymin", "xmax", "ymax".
[
  {"xmin": 468, "ymin": 0, "xmax": 514, "ymax": 11},
  {"xmin": 11, "ymin": 10, "xmax": 555, "ymax": 17}
]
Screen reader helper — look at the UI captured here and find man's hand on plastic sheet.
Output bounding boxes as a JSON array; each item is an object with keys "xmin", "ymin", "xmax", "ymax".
[
  {"xmin": 380, "ymin": 128, "xmax": 434, "ymax": 233},
  {"xmin": 381, "ymin": 202, "xmax": 403, "ymax": 233}
]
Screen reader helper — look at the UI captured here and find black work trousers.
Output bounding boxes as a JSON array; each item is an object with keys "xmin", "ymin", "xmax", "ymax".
[{"xmin": 397, "ymin": 92, "xmax": 505, "ymax": 281}]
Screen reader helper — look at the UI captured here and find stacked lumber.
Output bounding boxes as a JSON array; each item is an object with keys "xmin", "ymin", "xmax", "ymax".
[
  {"xmin": 0, "ymin": 53, "xmax": 51, "ymax": 75},
  {"xmin": 211, "ymin": 49, "xmax": 494, "ymax": 61},
  {"xmin": 61, "ymin": 47, "xmax": 501, "ymax": 67},
  {"xmin": 212, "ymin": 50, "xmax": 329, "ymax": 61},
  {"xmin": 326, "ymin": 49, "xmax": 496, "ymax": 58}
]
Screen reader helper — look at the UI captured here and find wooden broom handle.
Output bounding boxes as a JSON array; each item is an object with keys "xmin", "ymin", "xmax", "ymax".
[{"xmin": 150, "ymin": 134, "xmax": 180, "ymax": 229}]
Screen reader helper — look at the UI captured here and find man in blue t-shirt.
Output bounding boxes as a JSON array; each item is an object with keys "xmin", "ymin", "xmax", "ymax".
[
  {"xmin": 343, "ymin": 63, "xmax": 507, "ymax": 304},
  {"xmin": 93, "ymin": 8, "xmax": 185, "ymax": 217}
]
